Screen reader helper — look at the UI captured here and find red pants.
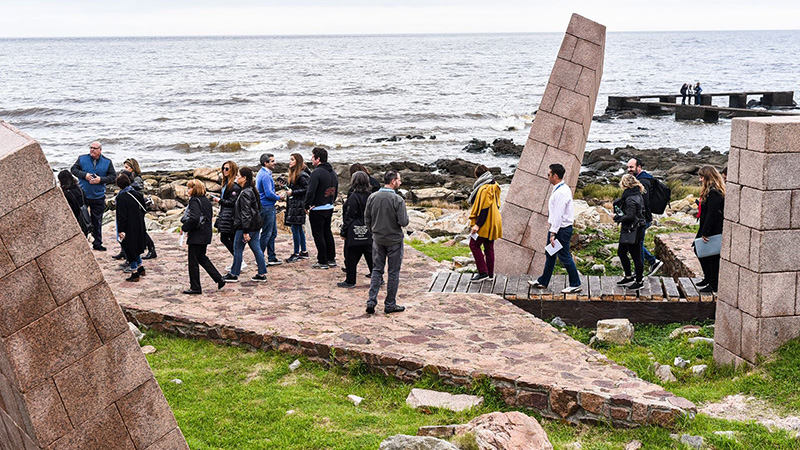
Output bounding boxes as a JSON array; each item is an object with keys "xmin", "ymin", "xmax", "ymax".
[{"xmin": 469, "ymin": 237, "xmax": 495, "ymax": 276}]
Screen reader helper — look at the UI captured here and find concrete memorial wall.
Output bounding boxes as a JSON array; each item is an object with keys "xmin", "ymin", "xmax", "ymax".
[
  {"xmin": 0, "ymin": 121, "xmax": 188, "ymax": 449},
  {"xmin": 714, "ymin": 116, "xmax": 800, "ymax": 366},
  {"xmin": 495, "ymin": 13, "xmax": 606, "ymax": 276}
]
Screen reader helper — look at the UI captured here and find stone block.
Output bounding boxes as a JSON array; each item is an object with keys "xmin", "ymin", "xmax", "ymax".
[
  {"xmin": 571, "ymin": 38, "xmax": 602, "ymax": 70},
  {"xmin": 0, "ymin": 128, "xmax": 55, "ymax": 216},
  {"xmin": 740, "ymin": 311, "xmax": 760, "ymax": 363},
  {"xmin": 548, "ymin": 58, "xmax": 582, "ymax": 92},
  {"xmin": 117, "ymin": 378, "xmax": 178, "ymax": 450},
  {"xmin": 565, "ymin": 13, "xmax": 606, "ymax": 46},
  {"xmin": 142, "ymin": 428, "xmax": 190, "ymax": 450},
  {"xmin": 37, "ymin": 235, "xmax": 104, "ymax": 306},
  {"xmin": 760, "ymin": 272, "xmax": 796, "ymax": 317},
  {"xmin": 520, "ymin": 212, "xmax": 550, "ymax": 250},
  {"xmin": 749, "ymin": 230, "xmax": 762, "ymax": 275},
  {"xmin": 530, "ymin": 251, "xmax": 547, "ymax": 276},
  {"xmin": 736, "ymin": 267, "xmax": 759, "ymax": 316},
  {"xmin": 723, "ymin": 183, "xmax": 740, "ymax": 224},
  {"xmin": 53, "ymin": 331, "xmax": 153, "ymax": 426},
  {"xmin": 0, "ymin": 262, "xmax": 57, "ymax": 338},
  {"xmin": 552, "ymin": 88, "xmax": 591, "ymax": 124},
  {"xmin": 21, "ymin": 379, "xmax": 71, "ymax": 446},
  {"xmin": 758, "ymin": 230, "xmax": 800, "ymax": 272},
  {"xmin": 0, "ymin": 409, "xmax": 27, "ymax": 450},
  {"xmin": 574, "ymin": 67, "xmax": 597, "ymax": 101},
  {"xmin": 737, "ymin": 150, "xmax": 766, "ymax": 190},
  {"xmin": 557, "ymin": 33, "xmax": 577, "ymax": 61},
  {"xmin": 716, "ymin": 259, "xmax": 739, "ymax": 308},
  {"xmin": 713, "ymin": 343, "xmax": 745, "ymax": 367},
  {"xmin": 727, "ymin": 147, "xmax": 741, "ymax": 184},
  {"xmin": 536, "ymin": 147, "xmax": 580, "ymax": 180},
  {"xmin": 714, "ymin": 301, "xmax": 742, "ymax": 355},
  {"xmin": 739, "ymin": 187, "xmax": 792, "ymax": 230},
  {"xmin": 0, "ymin": 372, "xmax": 24, "ymax": 430},
  {"xmin": 756, "ymin": 316, "xmax": 800, "ymax": 357},
  {"xmin": 720, "ymin": 220, "xmax": 733, "ymax": 261},
  {"xmin": 499, "ymin": 202, "xmax": 532, "ymax": 245},
  {"xmin": 0, "ymin": 122, "xmax": 30, "ymax": 156},
  {"xmin": 80, "ymin": 282, "xmax": 128, "ymax": 343},
  {"xmin": 559, "ymin": 119, "xmax": 589, "ymax": 156},
  {"xmin": 579, "ymin": 392, "xmax": 606, "ymax": 415},
  {"xmin": 538, "ymin": 84, "xmax": 559, "ymax": 114},
  {"xmin": 747, "ymin": 118, "xmax": 767, "ymax": 151},
  {"xmin": 505, "ymin": 169, "xmax": 550, "ymax": 214},
  {"xmin": 4, "ymin": 297, "xmax": 102, "ymax": 392},
  {"xmin": 0, "ymin": 238, "xmax": 13, "ymax": 280},
  {"xmin": 494, "ymin": 240, "xmax": 533, "ymax": 275},
  {"xmin": 730, "ymin": 119, "xmax": 748, "ymax": 149},
  {"xmin": 728, "ymin": 223, "xmax": 751, "ymax": 268},
  {"xmin": 792, "ymin": 191, "xmax": 800, "ymax": 229},
  {"xmin": 529, "ymin": 110, "xmax": 565, "ymax": 148},
  {"xmin": 550, "ymin": 387, "xmax": 579, "ymax": 418},
  {"xmin": 746, "ymin": 116, "xmax": 800, "ymax": 153},
  {"xmin": 0, "ymin": 188, "xmax": 80, "ymax": 267},
  {"xmin": 49, "ymin": 404, "xmax": 135, "ymax": 450},
  {"xmin": 764, "ymin": 153, "xmax": 800, "ymax": 190},
  {"xmin": 516, "ymin": 139, "xmax": 547, "ymax": 175}
]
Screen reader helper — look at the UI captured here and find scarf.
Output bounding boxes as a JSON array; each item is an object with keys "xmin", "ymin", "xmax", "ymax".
[{"xmin": 468, "ymin": 171, "xmax": 495, "ymax": 205}]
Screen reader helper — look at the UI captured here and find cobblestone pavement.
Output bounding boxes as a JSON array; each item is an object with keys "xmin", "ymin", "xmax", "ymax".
[{"xmin": 100, "ymin": 229, "xmax": 694, "ymax": 426}]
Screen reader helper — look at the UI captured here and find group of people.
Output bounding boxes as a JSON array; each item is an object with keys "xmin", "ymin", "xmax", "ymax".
[{"xmin": 680, "ymin": 82, "xmax": 703, "ymax": 105}]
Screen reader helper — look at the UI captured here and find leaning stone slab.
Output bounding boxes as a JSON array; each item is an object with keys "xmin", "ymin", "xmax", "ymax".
[
  {"xmin": 406, "ymin": 388, "xmax": 483, "ymax": 412},
  {"xmin": 459, "ymin": 411, "xmax": 553, "ymax": 450}
]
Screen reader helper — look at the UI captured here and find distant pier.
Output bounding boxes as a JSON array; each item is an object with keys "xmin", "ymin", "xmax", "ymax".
[{"xmin": 606, "ymin": 91, "xmax": 798, "ymax": 122}]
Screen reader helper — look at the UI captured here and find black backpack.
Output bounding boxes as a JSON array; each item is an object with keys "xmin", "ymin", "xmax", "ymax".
[{"xmin": 648, "ymin": 178, "xmax": 671, "ymax": 215}]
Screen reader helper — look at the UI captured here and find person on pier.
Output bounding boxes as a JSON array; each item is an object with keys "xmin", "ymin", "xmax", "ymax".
[
  {"xmin": 694, "ymin": 82, "xmax": 703, "ymax": 105},
  {"xmin": 680, "ymin": 83, "xmax": 689, "ymax": 105},
  {"xmin": 282, "ymin": 153, "xmax": 311, "ymax": 263},
  {"xmin": 223, "ymin": 167, "xmax": 268, "ymax": 282},
  {"xmin": 687, "ymin": 83, "xmax": 694, "ymax": 105}
]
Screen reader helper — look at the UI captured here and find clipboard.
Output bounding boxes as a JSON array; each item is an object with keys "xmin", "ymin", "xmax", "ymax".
[{"xmin": 545, "ymin": 239, "xmax": 563, "ymax": 256}]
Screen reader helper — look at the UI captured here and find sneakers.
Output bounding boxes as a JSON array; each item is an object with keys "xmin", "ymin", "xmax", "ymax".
[
  {"xmin": 528, "ymin": 280, "xmax": 546, "ymax": 289},
  {"xmin": 337, "ymin": 282, "xmax": 355, "ymax": 288},
  {"xmin": 182, "ymin": 289, "xmax": 202, "ymax": 295},
  {"xmin": 366, "ymin": 303, "xmax": 376, "ymax": 314},
  {"xmin": 123, "ymin": 265, "xmax": 136, "ymax": 273},
  {"xmin": 562, "ymin": 286, "xmax": 582, "ymax": 294},
  {"xmin": 285, "ymin": 254, "xmax": 301, "ymax": 263},
  {"xmin": 251, "ymin": 274, "xmax": 267, "ymax": 282},
  {"xmin": 384, "ymin": 304, "xmax": 405, "ymax": 314},
  {"xmin": 298, "ymin": 251, "xmax": 309, "ymax": 260},
  {"xmin": 617, "ymin": 276, "xmax": 635, "ymax": 285},
  {"xmin": 627, "ymin": 281, "xmax": 644, "ymax": 290},
  {"xmin": 471, "ymin": 273, "xmax": 489, "ymax": 282},
  {"xmin": 647, "ymin": 259, "xmax": 664, "ymax": 277},
  {"xmin": 327, "ymin": 260, "xmax": 338, "ymax": 268},
  {"xmin": 222, "ymin": 273, "xmax": 239, "ymax": 283},
  {"xmin": 696, "ymin": 279, "xmax": 708, "ymax": 287},
  {"xmin": 267, "ymin": 259, "xmax": 283, "ymax": 266},
  {"xmin": 698, "ymin": 285, "xmax": 715, "ymax": 293},
  {"xmin": 311, "ymin": 262, "xmax": 329, "ymax": 269}
]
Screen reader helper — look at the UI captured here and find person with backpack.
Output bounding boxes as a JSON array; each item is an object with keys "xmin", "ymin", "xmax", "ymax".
[
  {"xmin": 613, "ymin": 174, "xmax": 648, "ymax": 290},
  {"xmin": 626, "ymin": 158, "xmax": 666, "ymax": 276}
]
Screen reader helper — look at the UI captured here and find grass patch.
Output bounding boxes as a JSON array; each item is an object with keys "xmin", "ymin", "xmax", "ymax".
[
  {"xmin": 576, "ymin": 183, "xmax": 623, "ymax": 201},
  {"xmin": 668, "ymin": 180, "xmax": 702, "ymax": 201},
  {"xmin": 407, "ymin": 239, "xmax": 471, "ymax": 263}
]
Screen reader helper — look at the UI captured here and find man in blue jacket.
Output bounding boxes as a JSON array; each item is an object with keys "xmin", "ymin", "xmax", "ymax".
[
  {"xmin": 627, "ymin": 158, "xmax": 663, "ymax": 276},
  {"xmin": 256, "ymin": 153, "xmax": 282, "ymax": 265},
  {"xmin": 71, "ymin": 141, "xmax": 116, "ymax": 251}
]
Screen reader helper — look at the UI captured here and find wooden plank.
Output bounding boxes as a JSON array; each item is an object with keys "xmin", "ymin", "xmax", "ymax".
[
  {"xmin": 480, "ymin": 278, "xmax": 494, "ymax": 294},
  {"xmin": 550, "ymin": 274, "xmax": 567, "ymax": 301},
  {"xmin": 572, "ymin": 275, "xmax": 589, "ymax": 301},
  {"xmin": 634, "ymin": 277, "xmax": 652, "ymax": 300},
  {"xmin": 600, "ymin": 276, "xmax": 615, "ymax": 300},
  {"xmin": 429, "ymin": 272, "xmax": 450, "ymax": 293},
  {"xmin": 504, "ymin": 275, "xmax": 519, "ymax": 300},
  {"xmin": 492, "ymin": 275, "xmax": 508, "ymax": 296},
  {"xmin": 516, "ymin": 275, "xmax": 533, "ymax": 300},
  {"xmin": 612, "ymin": 276, "xmax": 628, "ymax": 301},
  {"xmin": 527, "ymin": 275, "xmax": 546, "ymax": 300},
  {"xmin": 588, "ymin": 276, "xmax": 602, "ymax": 301},
  {"xmin": 678, "ymin": 277, "xmax": 700, "ymax": 302},
  {"xmin": 443, "ymin": 272, "xmax": 461, "ymax": 293},
  {"xmin": 648, "ymin": 277, "xmax": 664, "ymax": 301},
  {"xmin": 455, "ymin": 273, "xmax": 471, "ymax": 293},
  {"xmin": 662, "ymin": 277, "xmax": 681, "ymax": 301},
  {"xmin": 692, "ymin": 277, "xmax": 714, "ymax": 302},
  {"xmin": 467, "ymin": 276, "xmax": 483, "ymax": 293}
]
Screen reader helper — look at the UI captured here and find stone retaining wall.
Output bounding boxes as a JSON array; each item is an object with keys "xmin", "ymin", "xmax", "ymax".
[{"xmin": 654, "ymin": 233, "xmax": 702, "ymax": 278}]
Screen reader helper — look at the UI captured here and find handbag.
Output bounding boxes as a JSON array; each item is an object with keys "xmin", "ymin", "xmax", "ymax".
[
  {"xmin": 694, "ymin": 234, "xmax": 722, "ymax": 258},
  {"xmin": 619, "ymin": 226, "xmax": 638, "ymax": 245},
  {"xmin": 76, "ymin": 190, "xmax": 94, "ymax": 235}
]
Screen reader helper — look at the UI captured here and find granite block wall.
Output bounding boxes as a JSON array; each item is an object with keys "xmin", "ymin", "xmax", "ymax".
[
  {"xmin": 496, "ymin": 14, "xmax": 606, "ymax": 276},
  {"xmin": 0, "ymin": 121, "xmax": 188, "ymax": 449},
  {"xmin": 714, "ymin": 116, "xmax": 800, "ymax": 366}
]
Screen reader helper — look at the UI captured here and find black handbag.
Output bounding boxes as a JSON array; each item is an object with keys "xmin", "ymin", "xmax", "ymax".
[
  {"xmin": 619, "ymin": 226, "xmax": 638, "ymax": 245},
  {"xmin": 79, "ymin": 204, "xmax": 93, "ymax": 234}
]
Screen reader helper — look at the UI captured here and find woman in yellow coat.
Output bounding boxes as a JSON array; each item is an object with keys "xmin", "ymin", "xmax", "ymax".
[{"xmin": 468, "ymin": 165, "xmax": 503, "ymax": 282}]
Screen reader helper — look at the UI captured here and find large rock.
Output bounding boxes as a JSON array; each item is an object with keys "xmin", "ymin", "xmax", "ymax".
[
  {"xmin": 406, "ymin": 209, "xmax": 435, "ymax": 233},
  {"xmin": 491, "ymin": 138, "xmax": 523, "ymax": 157},
  {"xmin": 411, "ymin": 187, "xmax": 461, "ymax": 204},
  {"xmin": 423, "ymin": 210, "xmax": 470, "ymax": 236},
  {"xmin": 459, "ymin": 411, "xmax": 553, "ymax": 450},
  {"xmin": 193, "ymin": 167, "xmax": 221, "ymax": 183},
  {"xmin": 406, "ymin": 388, "xmax": 483, "ymax": 412},
  {"xmin": 380, "ymin": 435, "xmax": 459, "ymax": 450},
  {"xmin": 595, "ymin": 319, "xmax": 634, "ymax": 345},
  {"xmin": 463, "ymin": 138, "xmax": 489, "ymax": 153}
]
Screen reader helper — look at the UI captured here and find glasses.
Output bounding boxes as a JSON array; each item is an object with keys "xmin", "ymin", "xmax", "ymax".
[
  {"xmin": 89, "ymin": 146, "xmax": 100, "ymax": 150},
  {"xmin": 222, "ymin": 167, "xmax": 230, "ymax": 171}
]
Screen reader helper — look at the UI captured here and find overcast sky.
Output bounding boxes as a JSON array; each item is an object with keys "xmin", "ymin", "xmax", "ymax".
[{"xmin": 1, "ymin": 0, "xmax": 798, "ymax": 38}]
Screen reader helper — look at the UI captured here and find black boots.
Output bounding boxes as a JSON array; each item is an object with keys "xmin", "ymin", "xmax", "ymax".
[{"xmin": 142, "ymin": 248, "xmax": 157, "ymax": 260}]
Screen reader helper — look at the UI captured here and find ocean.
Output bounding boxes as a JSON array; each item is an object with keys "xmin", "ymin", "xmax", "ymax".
[{"xmin": 1, "ymin": 31, "xmax": 798, "ymax": 173}]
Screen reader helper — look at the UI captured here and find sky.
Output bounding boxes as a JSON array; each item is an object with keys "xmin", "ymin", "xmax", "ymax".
[{"xmin": 0, "ymin": 0, "xmax": 798, "ymax": 38}]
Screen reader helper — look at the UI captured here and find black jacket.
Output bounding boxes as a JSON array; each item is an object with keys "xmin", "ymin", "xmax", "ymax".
[
  {"xmin": 614, "ymin": 187, "xmax": 646, "ymax": 234},
  {"xmin": 234, "ymin": 185, "xmax": 262, "ymax": 232},
  {"xmin": 116, "ymin": 188, "xmax": 147, "ymax": 257},
  {"xmin": 285, "ymin": 169, "xmax": 311, "ymax": 225},
  {"xmin": 182, "ymin": 196, "xmax": 213, "ymax": 245},
  {"xmin": 697, "ymin": 189, "xmax": 725, "ymax": 238},
  {"xmin": 62, "ymin": 184, "xmax": 86, "ymax": 230},
  {"xmin": 305, "ymin": 162, "xmax": 339, "ymax": 209},
  {"xmin": 214, "ymin": 182, "xmax": 241, "ymax": 234},
  {"xmin": 635, "ymin": 171, "xmax": 654, "ymax": 223},
  {"xmin": 342, "ymin": 190, "xmax": 372, "ymax": 248},
  {"xmin": 347, "ymin": 175, "xmax": 381, "ymax": 196}
]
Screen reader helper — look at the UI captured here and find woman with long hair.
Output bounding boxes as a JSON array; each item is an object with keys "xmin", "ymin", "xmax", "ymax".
[
  {"xmin": 213, "ymin": 160, "xmax": 241, "ymax": 258},
  {"xmin": 348, "ymin": 163, "xmax": 380, "ymax": 193},
  {"xmin": 223, "ymin": 167, "xmax": 268, "ymax": 282},
  {"xmin": 58, "ymin": 170, "xmax": 90, "ymax": 237},
  {"xmin": 337, "ymin": 171, "xmax": 374, "ymax": 288},
  {"xmin": 283, "ymin": 153, "xmax": 311, "ymax": 263},
  {"xmin": 121, "ymin": 157, "xmax": 157, "ymax": 260},
  {"xmin": 467, "ymin": 164, "xmax": 502, "ymax": 282},
  {"xmin": 695, "ymin": 166, "xmax": 726, "ymax": 293},
  {"xmin": 115, "ymin": 173, "xmax": 148, "ymax": 282},
  {"xmin": 613, "ymin": 174, "xmax": 647, "ymax": 290},
  {"xmin": 181, "ymin": 179, "xmax": 225, "ymax": 294}
]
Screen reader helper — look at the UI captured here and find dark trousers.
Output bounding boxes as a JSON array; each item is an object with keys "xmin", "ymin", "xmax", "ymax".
[
  {"xmin": 469, "ymin": 237, "xmax": 495, "ymax": 276},
  {"xmin": 145, "ymin": 231, "xmax": 155, "ymax": 252},
  {"xmin": 85, "ymin": 197, "xmax": 105, "ymax": 247},
  {"xmin": 309, "ymin": 209, "xmax": 335, "ymax": 264},
  {"xmin": 368, "ymin": 242, "xmax": 403, "ymax": 307},
  {"xmin": 697, "ymin": 252, "xmax": 721, "ymax": 290},
  {"xmin": 538, "ymin": 226, "xmax": 581, "ymax": 288},
  {"xmin": 188, "ymin": 244, "xmax": 223, "ymax": 292},
  {"xmin": 344, "ymin": 244, "xmax": 373, "ymax": 285},
  {"xmin": 220, "ymin": 232, "xmax": 235, "ymax": 256},
  {"xmin": 619, "ymin": 228, "xmax": 645, "ymax": 281}
]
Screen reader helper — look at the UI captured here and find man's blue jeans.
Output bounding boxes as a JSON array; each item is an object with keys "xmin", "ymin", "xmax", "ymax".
[
  {"xmin": 259, "ymin": 205, "xmax": 277, "ymax": 261},
  {"xmin": 537, "ymin": 226, "xmax": 581, "ymax": 288},
  {"xmin": 290, "ymin": 224, "xmax": 307, "ymax": 254},
  {"xmin": 641, "ymin": 221, "xmax": 657, "ymax": 266}
]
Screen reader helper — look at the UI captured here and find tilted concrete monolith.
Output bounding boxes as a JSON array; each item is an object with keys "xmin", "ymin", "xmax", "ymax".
[
  {"xmin": 0, "ymin": 121, "xmax": 189, "ymax": 449},
  {"xmin": 714, "ymin": 116, "xmax": 800, "ymax": 366},
  {"xmin": 495, "ymin": 13, "xmax": 605, "ymax": 276}
]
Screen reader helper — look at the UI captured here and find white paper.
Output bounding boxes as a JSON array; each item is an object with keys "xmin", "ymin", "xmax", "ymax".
[
  {"xmin": 470, "ymin": 232, "xmax": 479, "ymax": 240},
  {"xmin": 545, "ymin": 239, "xmax": 563, "ymax": 256},
  {"xmin": 178, "ymin": 231, "xmax": 185, "ymax": 246}
]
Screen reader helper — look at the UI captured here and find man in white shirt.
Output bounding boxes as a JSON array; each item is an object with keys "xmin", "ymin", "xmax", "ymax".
[{"xmin": 529, "ymin": 163, "xmax": 582, "ymax": 293}]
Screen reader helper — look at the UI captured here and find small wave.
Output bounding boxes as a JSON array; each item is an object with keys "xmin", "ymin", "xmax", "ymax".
[
  {"xmin": 169, "ymin": 141, "xmax": 254, "ymax": 153},
  {"xmin": 153, "ymin": 117, "xmax": 171, "ymax": 122},
  {"xmin": 0, "ymin": 106, "xmax": 87, "ymax": 118}
]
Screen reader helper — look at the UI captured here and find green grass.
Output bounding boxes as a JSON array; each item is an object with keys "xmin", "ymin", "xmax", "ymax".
[
  {"xmin": 577, "ymin": 181, "xmax": 702, "ymax": 203},
  {"xmin": 407, "ymin": 238, "xmax": 471, "ymax": 262},
  {"xmin": 144, "ymin": 331, "xmax": 800, "ymax": 449}
]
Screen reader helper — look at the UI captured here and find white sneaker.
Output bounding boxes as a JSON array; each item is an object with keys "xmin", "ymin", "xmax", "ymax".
[
  {"xmin": 561, "ymin": 286, "xmax": 582, "ymax": 294},
  {"xmin": 528, "ymin": 280, "xmax": 546, "ymax": 289},
  {"xmin": 225, "ymin": 261, "xmax": 248, "ymax": 272}
]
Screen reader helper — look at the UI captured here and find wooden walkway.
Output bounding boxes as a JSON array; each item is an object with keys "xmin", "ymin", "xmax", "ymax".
[{"xmin": 428, "ymin": 272, "xmax": 716, "ymax": 326}]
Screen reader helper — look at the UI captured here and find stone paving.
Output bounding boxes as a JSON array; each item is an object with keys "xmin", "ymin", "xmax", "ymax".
[{"xmin": 102, "ymin": 230, "xmax": 695, "ymax": 427}]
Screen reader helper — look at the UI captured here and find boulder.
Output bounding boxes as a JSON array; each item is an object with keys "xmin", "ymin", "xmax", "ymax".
[
  {"xmin": 380, "ymin": 435, "xmax": 459, "ymax": 450},
  {"xmin": 417, "ymin": 425, "xmax": 464, "ymax": 438},
  {"xmin": 411, "ymin": 187, "xmax": 460, "ymax": 203},
  {"xmin": 458, "ymin": 411, "xmax": 553, "ymax": 450},
  {"xmin": 407, "ymin": 230, "xmax": 434, "ymax": 243},
  {"xmin": 452, "ymin": 256, "xmax": 475, "ymax": 269},
  {"xmin": 690, "ymin": 365, "xmax": 708, "ymax": 377},
  {"xmin": 424, "ymin": 211, "xmax": 470, "ymax": 237},
  {"xmin": 653, "ymin": 363, "xmax": 677, "ymax": 383},
  {"xmin": 463, "ymin": 138, "xmax": 489, "ymax": 153},
  {"xmin": 688, "ymin": 337, "xmax": 714, "ymax": 345},
  {"xmin": 591, "ymin": 264, "xmax": 606, "ymax": 274},
  {"xmin": 669, "ymin": 325, "xmax": 702, "ymax": 339},
  {"xmin": 491, "ymin": 138, "xmax": 523, "ymax": 157},
  {"xmin": 406, "ymin": 388, "xmax": 483, "ymax": 412},
  {"xmin": 128, "ymin": 322, "xmax": 145, "ymax": 342},
  {"xmin": 193, "ymin": 167, "xmax": 220, "ymax": 183},
  {"xmin": 406, "ymin": 209, "xmax": 435, "ymax": 233},
  {"xmin": 595, "ymin": 319, "xmax": 634, "ymax": 345},
  {"xmin": 673, "ymin": 356, "xmax": 690, "ymax": 368}
]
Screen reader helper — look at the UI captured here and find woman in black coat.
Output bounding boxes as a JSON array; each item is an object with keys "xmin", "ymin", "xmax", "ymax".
[
  {"xmin": 116, "ymin": 173, "xmax": 148, "ymax": 282},
  {"xmin": 695, "ymin": 166, "xmax": 726, "ymax": 293},
  {"xmin": 58, "ymin": 170, "xmax": 90, "ymax": 237},
  {"xmin": 337, "ymin": 171, "xmax": 374, "ymax": 288},
  {"xmin": 181, "ymin": 179, "xmax": 225, "ymax": 294},
  {"xmin": 213, "ymin": 160, "xmax": 240, "ymax": 257},
  {"xmin": 223, "ymin": 167, "xmax": 268, "ymax": 282},
  {"xmin": 613, "ymin": 174, "xmax": 647, "ymax": 290},
  {"xmin": 283, "ymin": 153, "xmax": 311, "ymax": 263}
]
